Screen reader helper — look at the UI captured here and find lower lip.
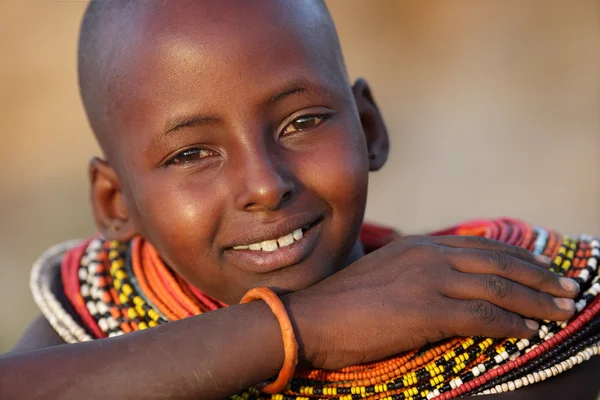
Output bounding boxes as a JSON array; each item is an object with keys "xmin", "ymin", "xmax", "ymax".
[{"xmin": 223, "ymin": 219, "xmax": 323, "ymax": 274}]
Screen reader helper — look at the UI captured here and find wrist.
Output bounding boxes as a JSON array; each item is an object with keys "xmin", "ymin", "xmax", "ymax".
[{"xmin": 281, "ymin": 290, "xmax": 326, "ymax": 368}]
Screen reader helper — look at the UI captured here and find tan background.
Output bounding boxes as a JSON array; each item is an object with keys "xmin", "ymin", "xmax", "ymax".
[{"xmin": 1, "ymin": 1, "xmax": 599, "ymax": 352}]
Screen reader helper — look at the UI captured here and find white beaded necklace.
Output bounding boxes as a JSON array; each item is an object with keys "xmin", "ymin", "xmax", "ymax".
[{"xmin": 29, "ymin": 239, "xmax": 92, "ymax": 343}]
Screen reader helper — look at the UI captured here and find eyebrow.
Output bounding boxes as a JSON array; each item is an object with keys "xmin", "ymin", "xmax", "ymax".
[
  {"xmin": 164, "ymin": 115, "xmax": 221, "ymax": 136},
  {"xmin": 266, "ymin": 86, "xmax": 308, "ymax": 106}
]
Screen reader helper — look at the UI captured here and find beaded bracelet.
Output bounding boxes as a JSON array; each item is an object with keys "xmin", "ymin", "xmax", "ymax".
[{"xmin": 240, "ymin": 287, "xmax": 299, "ymax": 394}]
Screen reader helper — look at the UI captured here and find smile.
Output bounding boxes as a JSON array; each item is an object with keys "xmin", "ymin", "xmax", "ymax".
[
  {"xmin": 224, "ymin": 216, "xmax": 323, "ymax": 273},
  {"xmin": 232, "ymin": 228, "xmax": 304, "ymax": 251}
]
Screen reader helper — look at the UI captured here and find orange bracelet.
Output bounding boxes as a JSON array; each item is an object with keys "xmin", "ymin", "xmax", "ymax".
[{"xmin": 240, "ymin": 287, "xmax": 298, "ymax": 394}]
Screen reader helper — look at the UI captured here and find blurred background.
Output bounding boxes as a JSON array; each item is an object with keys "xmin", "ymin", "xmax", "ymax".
[{"xmin": 1, "ymin": 0, "xmax": 599, "ymax": 352}]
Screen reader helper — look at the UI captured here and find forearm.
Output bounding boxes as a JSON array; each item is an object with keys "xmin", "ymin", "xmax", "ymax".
[{"xmin": 1, "ymin": 301, "xmax": 290, "ymax": 399}]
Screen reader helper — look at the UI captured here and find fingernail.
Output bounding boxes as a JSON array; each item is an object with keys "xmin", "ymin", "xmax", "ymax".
[
  {"xmin": 535, "ymin": 254, "xmax": 552, "ymax": 265},
  {"xmin": 559, "ymin": 277, "xmax": 579, "ymax": 294},
  {"xmin": 553, "ymin": 297, "xmax": 575, "ymax": 312},
  {"xmin": 525, "ymin": 319, "xmax": 539, "ymax": 331}
]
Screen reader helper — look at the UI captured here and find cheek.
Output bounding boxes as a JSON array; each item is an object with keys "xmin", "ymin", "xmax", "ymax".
[
  {"xmin": 303, "ymin": 125, "xmax": 370, "ymax": 212},
  {"xmin": 126, "ymin": 173, "xmax": 224, "ymax": 267}
]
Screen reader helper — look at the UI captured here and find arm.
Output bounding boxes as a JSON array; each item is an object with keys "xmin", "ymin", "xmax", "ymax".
[
  {"xmin": 9, "ymin": 315, "xmax": 66, "ymax": 354},
  {"xmin": 1, "ymin": 300, "xmax": 317, "ymax": 400}
]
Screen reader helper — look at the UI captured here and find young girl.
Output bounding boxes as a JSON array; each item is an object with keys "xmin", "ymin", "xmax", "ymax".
[{"xmin": 2, "ymin": 1, "xmax": 598, "ymax": 399}]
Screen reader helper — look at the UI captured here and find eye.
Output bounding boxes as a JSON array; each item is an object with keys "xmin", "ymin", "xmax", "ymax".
[
  {"xmin": 165, "ymin": 147, "xmax": 213, "ymax": 167},
  {"xmin": 281, "ymin": 114, "xmax": 330, "ymax": 136}
]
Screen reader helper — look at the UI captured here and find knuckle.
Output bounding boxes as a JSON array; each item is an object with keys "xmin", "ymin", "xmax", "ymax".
[
  {"xmin": 513, "ymin": 246, "xmax": 532, "ymax": 261},
  {"xmin": 501, "ymin": 312, "xmax": 520, "ymax": 333},
  {"xmin": 503, "ymin": 243, "xmax": 531, "ymax": 261},
  {"xmin": 403, "ymin": 234, "xmax": 425, "ymax": 242},
  {"xmin": 534, "ymin": 266, "xmax": 553, "ymax": 286},
  {"xmin": 463, "ymin": 236, "xmax": 490, "ymax": 248},
  {"xmin": 469, "ymin": 300, "xmax": 499, "ymax": 326},
  {"xmin": 486, "ymin": 275, "xmax": 510, "ymax": 300},
  {"xmin": 405, "ymin": 240, "xmax": 435, "ymax": 257},
  {"xmin": 489, "ymin": 251, "xmax": 513, "ymax": 272},
  {"xmin": 532, "ymin": 290, "xmax": 549, "ymax": 309}
]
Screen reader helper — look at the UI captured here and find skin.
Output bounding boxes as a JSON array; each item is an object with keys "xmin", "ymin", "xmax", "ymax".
[{"xmin": 1, "ymin": 1, "xmax": 598, "ymax": 399}]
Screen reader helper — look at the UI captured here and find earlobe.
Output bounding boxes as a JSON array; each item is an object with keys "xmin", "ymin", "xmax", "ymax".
[
  {"xmin": 89, "ymin": 157, "xmax": 137, "ymax": 240},
  {"xmin": 352, "ymin": 78, "xmax": 389, "ymax": 171}
]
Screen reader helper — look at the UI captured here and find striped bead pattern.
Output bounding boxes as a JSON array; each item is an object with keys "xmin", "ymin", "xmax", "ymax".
[{"xmin": 30, "ymin": 218, "xmax": 600, "ymax": 399}]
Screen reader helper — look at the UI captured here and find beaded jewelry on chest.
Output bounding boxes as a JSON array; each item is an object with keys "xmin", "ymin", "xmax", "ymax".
[{"xmin": 31, "ymin": 218, "xmax": 600, "ymax": 399}]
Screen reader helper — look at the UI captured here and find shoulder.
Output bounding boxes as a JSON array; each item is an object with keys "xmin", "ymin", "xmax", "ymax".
[
  {"xmin": 19, "ymin": 239, "xmax": 92, "ymax": 354},
  {"xmin": 8, "ymin": 314, "xmax": 66, "ymax": 354}
]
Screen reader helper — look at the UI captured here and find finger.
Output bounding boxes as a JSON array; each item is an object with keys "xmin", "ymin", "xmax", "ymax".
[
  {"xmin": 444, "ymin": 247, "xmax": 579, "ymax": 299},
  {"xmin": 444, "ymin": 271, "xmax": 576, "ymax": 321},
  {"xmin": 450, "ymin": 299, "xmax": 540, "ymax": 339},
  {"xmin": 430, "ymin": 235, "xmax": 551, "ymax": 268}
]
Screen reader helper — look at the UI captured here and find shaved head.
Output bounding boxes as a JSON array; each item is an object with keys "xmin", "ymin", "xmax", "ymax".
[
  {"xmin": 77, "ymin": 0, "xmax": 347, "ymax": 161},
  {"xmin": 78, "ymin": 0, "xmax": 140, "ymax": 159}
]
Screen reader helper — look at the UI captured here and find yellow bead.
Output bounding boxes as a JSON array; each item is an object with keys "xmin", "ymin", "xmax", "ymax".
[
  {"xmin": 148, "ymin": 309, "xmax": 160, "ymax": 321},
  {"xmin": 554, "ymin": 255, "xmax": 563, "ymax": 265},
  {"xmin": 133, "ymin": 296, "xmax": 144, "ymax": 306},
  {"xmin": 122, "ymin": 283, "xmax": 133, "ymax": 296}
]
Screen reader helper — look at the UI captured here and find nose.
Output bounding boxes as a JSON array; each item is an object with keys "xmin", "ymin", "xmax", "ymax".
[{"xmin": 233, "ymin": 145, "xmax": 295, "ymax": 212}]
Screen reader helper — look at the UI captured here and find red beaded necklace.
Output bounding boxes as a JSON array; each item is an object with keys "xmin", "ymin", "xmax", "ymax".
[{"xmin": 50, "ymin": 218, "xmax": 600, "ymax": 399}]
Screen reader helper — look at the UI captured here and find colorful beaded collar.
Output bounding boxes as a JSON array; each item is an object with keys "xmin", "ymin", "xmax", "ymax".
[{"xmin": 31, "ymin": 218, "xmax": 600, "ymax": 399}]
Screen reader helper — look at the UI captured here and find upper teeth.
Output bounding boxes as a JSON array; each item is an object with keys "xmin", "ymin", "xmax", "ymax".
[{"xmin": 233, "ymin": 228, "xmax": 304, "ymax": 251}]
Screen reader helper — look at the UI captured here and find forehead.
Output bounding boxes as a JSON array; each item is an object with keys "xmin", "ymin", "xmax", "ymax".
[{"xmin": 110, "ymin": 0, "xmax": 347, "ymax": 136}]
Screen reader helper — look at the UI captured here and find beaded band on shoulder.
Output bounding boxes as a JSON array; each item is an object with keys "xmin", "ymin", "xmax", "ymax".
[{"xmin": 29, "ymin": 239, "xmax": 92, "ymax": 343}]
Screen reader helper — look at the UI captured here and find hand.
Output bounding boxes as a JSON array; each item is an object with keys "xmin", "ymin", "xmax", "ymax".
[{"xmin": 288, "ymin": 235, "xmax": 580, "ymax": 370}]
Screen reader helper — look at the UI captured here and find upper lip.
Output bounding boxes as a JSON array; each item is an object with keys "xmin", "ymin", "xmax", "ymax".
[{"xmin": 225, "ymin": 213, "xmax": 322, "ymax": 248}]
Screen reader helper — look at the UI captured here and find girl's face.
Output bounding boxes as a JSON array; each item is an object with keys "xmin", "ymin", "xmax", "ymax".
[{"xmin": 91, "ymin": 1, "xmax": 388, "ymax": 304}]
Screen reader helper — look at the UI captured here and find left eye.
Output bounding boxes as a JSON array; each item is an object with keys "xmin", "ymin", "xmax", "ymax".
[
  {"xmin": 281, "ymin": 115, "xmax": 328, "ymax": 136},
  {"xmin": 165, "ymin": 148, "xmax": 213, "ymax": 166}
]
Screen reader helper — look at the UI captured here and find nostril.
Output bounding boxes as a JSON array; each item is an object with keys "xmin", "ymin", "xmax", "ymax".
[{"xmin": 281, "ymin": 190, "xmax": 293, "ymax": 204}]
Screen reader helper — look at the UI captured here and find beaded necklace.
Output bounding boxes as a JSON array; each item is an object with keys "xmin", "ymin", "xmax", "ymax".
[{"xmin": 30, "ymin": 219, "xmax": 600, "ymax": 399}]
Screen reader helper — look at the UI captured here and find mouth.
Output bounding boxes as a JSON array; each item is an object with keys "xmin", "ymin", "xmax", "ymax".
[
  {"xmin": 230, "ymin": 219, "xmax": 317, "ymax": 251},
  {"xmin": 223, "ymin": 215, "xmax": 324, "ymax": 273}
]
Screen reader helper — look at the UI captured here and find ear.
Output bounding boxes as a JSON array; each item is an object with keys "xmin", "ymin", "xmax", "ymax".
[
  {"xmin": 89, "ymin": 157, "xmax": 137, "ymax": 240},
  {"xmin": 352, "ymin": 78, "xmax": 389, "ymax": 171}
]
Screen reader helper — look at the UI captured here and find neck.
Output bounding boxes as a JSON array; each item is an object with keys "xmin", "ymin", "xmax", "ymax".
[{"xmin": 342, "ymin": 239, "xmax": 365, "ymax": 271}]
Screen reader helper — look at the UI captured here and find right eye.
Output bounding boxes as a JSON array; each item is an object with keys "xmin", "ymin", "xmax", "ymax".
[{"xmin": 165, "ymin": 147, "xmax": 213, "ymax": 166}]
